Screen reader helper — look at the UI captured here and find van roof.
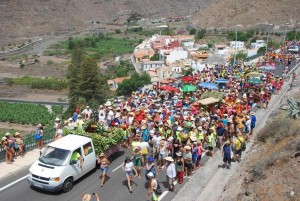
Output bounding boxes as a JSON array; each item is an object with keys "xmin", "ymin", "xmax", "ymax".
[{"xmin": 48, "ymin": 134, "xmax": 92, "ymax": 151}]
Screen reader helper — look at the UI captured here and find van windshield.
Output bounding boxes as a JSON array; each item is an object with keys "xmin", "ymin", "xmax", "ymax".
[{"xmin": 39, "ymin": 146, "xmax": 71, "ymax": 166}]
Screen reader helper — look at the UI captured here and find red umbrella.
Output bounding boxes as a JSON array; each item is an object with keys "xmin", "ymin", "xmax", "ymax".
[
  {"xmin": 182, "ymin": 76, "xmax": 195, "ymax": 82},
  {"xmin": 160, "ymin": 85, "xmax": 180, "ymax": 93}
]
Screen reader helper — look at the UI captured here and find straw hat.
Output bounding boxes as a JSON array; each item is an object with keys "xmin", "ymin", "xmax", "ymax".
[
  {"xmin": 2, "ymin": 137, "xmax": 7, "ymax": 141},
  {"xmin": 104, "ymin": 101, "xmax": 112, "ymax": 106},
  {"xmin": 82, "ymin": 194, "xmax": 92, "ymax": 201},
  {"xmin": 184, "ymin": 145, "xmax": 191, "ymax": 150},
  {"xmin": 15, "ymin": 132, "xmax": 20, "ymax": 136},
  {"xmin": 68, "ymin": 117, "xmax": 73, "ymax": 121},
  {"xmin": 37, "ymin": 124, "xmax": 42, "ymax": 127},
  {"xmin": 55, "ymin": 117, "xmax": 60, "ymax": 121},
  {"xmin": 147, "ymin": 172, "xmax": 154, "ymax": 178},
  {"xmin": 165, "ymin": 156, "xmax": 174, "ymax": 162},
  {"xmin": 115, "ymin": 113, "xmax": 121, "ymax": 118},
  {"xmin": 250, "ymin": 112, "xmax": 255, "ymax": 115},
  {"xmin": 5, "ymin": 132, "xmax": 10, "ymax": 136},
  {"xmin": 176, "ymin": 152, "xmax": 182, "ymax": 157},
  {"xmin": 190, "ymin": 136, "xmax": 197, "ymax": 142}
]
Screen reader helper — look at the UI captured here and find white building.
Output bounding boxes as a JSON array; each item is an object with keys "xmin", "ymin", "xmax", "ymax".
[
  {"xmin": 229, "ymin": 41, "xmax": 245, "ymax": 49},
  {"xmin": 214, "ymin": 44, "xmax": 228, "ymax": 55},
  {"xmin": 141, "ymin": 59, "xmax": 165, "ymax": 71},
  {"xmin": 251, "ymin": 40, "xmax": 266, "ymax": 49},
  {"xmin": 162, "ymin": 48, "xmax": 188, "ymax": 64}
]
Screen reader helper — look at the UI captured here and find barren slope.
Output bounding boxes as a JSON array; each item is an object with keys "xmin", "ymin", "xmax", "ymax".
[
  {"xmin": 0, "ymin": 0, "xmax": 215, "ymax": 45},
  {"xmin": 193, "ymin": 0, "xmax": 299, "ymax": 28}
]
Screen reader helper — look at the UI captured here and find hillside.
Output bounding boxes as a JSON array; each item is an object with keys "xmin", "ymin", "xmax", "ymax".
[
  {"xmin": 0, "ymin": 0, "xmax": 297, "ymax": 45},
  {"xmin": 0, "ymin": 0, "xmax": 215, "ymax": 45},
  {"xmin": 193, "ymin": 0, "xmax": 299, "ymax": 28}
]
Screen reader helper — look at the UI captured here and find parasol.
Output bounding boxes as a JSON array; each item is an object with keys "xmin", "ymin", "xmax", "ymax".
[
  {"xmin": 215, "ymin": 78, "xmax": 229, "ymax": 83},
  {"xmin": 182, "ymin": 84, "xmax": 197, "ymax": 92},
  {"xmin": 159, "ymin": 85, "xmax": 180, "ymax": 93},
  {"xmin": 198, "ymin": 82, "xmax": 218, "ymax": 90}
]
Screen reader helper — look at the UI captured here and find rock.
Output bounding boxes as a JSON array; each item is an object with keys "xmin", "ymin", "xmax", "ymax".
[
  {"xmin": 294, "ymin": 152, "xmax": 300, "ymax": 158},
  {"xmin": 290, "ymin": 191, "xmax": 295, "ymax": 197}
]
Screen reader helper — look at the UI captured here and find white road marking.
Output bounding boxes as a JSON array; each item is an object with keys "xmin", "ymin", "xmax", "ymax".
[
  {"xmin": 158, "ymin": 190, "xmax": 169, "ymax": 201},
  {"xmin": 112, "ymin": 164, "xmax": 123, "ymax": 172},
  {"xmin": 158, "ymin": 180, "xmax": 178, "ymax": 200},
  {"xmin": 0, "ymin": 174, "xmax": 29, "ymax": 192}
]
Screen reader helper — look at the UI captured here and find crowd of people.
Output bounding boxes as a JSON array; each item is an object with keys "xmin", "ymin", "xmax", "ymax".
[
  {"xmin": 60, "ymin": 53, "xmax": 297, "ymax": 200},
  {"xmin": 1, "ymin": 132, "xmax": 24, "ymax": 164}
]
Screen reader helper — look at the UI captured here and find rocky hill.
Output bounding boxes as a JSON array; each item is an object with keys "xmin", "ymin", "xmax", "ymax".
[
  {"xmin": 193, "ymin": 0, "xmax": 299, "ymax": 28},
  {"xmin": 0, "ymin": 0, "xmax": 215, "ymax": 44},
  {"xmin": 0, "ymin": 0, "xmax": 298, "ymax": 45}
]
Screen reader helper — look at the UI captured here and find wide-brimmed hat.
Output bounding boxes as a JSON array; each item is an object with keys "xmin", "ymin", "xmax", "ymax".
[
  {"xmin": 115, "ymin": 113, "xmax": 121, "ymax": 118},
  {"xmin": 141, "ymin": 124, "xmax": 147, "ymax": 129},
  {"xmin": 165, "ymin": 156, "xmax": 174, "ymax": 162},
  {"xmin": 177, "ymin": 126, "xmax": 183, "ymax": 131},
  {"xmin": 250, "ymin": 112, "xmax": 255, "ymax": 115},
  {"xmin": 2, "ymin": 137, "xmax": 7, "ymax": 141},
  {"xmin": 14, "ymin": 132, "xmax": 20, "ymax": 136},
  {"xmin": 190, "ymin": 136, "xmax": 197, "ymax": 142},
  {"xmin": 55, "ymin": 117, "xmax": 60, "ymax": 121},
  {"xmin": 184, "ymin": 145, "xmax": 191, "ymax": 150},
  {"xmin": 104, "ymin": 101, "xmax": 112, "ymax": 106},
  {"xmin": 82, "ymin": 194, "xmax": 92, "ymax": 201},
  {"xmin": 5, "ymin": 132, "xmax": 10, "ymax": 136},
  {"xmin": 176, "ymin": 152, "xmax": 182, "ymax": 157},
  {"xmin": 147, "ymin": 172, "xmax": 154, "ymax": 178}
]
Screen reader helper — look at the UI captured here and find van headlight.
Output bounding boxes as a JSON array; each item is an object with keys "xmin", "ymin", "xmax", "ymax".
[{"xmin": 50, "ymin": 177, "xmax": 60, "ymax": 182}]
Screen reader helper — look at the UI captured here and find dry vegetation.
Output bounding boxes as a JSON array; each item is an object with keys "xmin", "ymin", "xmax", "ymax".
[{"xmin": 235, "ymin": 110, "xmax": 300, "ymax": 201}]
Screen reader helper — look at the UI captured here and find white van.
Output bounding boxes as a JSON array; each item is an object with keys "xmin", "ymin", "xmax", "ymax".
[{"xmin": 28, "ymin": 134, "xmax": 96, "ymax": 192}]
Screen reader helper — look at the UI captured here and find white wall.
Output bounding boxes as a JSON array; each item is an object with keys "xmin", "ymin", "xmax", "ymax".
[{"xmin": 166, "ymin": 49, "xmax": 188, "ymax": 63}]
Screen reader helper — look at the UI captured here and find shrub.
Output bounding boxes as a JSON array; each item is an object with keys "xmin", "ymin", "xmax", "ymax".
[
  {"xmin": 47, "ymin": 60, "xmax": 54, "ymax": 65},
  {"xmin": 11, "ymin": 76, "xmax": 67, "ymax": 90}
]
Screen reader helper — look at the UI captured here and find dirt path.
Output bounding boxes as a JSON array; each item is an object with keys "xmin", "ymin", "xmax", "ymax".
[{"xmin": 0, "ymin": 122, "xmax": 36, "ymax": 136}]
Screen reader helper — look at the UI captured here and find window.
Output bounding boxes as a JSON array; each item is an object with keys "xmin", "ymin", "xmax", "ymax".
[{"xmin": 83, "ymin": 142, "xmax": 93, "ymax": 156}]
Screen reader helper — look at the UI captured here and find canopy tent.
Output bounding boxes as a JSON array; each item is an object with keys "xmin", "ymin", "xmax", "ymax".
[
  {"xmin": 198, "ymin": 82, "xmax": 218, "ymax": 90},
  {"xmin": 258, "ymin": 65, "xmax": 276, "ymax": 71},
  {"xmin": 249, "ymin": 78, "xmax": 263, "ymax": 84},
  {"xmin": 182, "ymin": 84, "xmax": 197, "ymax": 92},
  {"xmin": 181, "ymin": 76, "xmax": 195, "ymax": 82},
  {"xmin": 215, "ymin": 78, "xmax": 229, "ymax": 83},
  {"xmin": 198, "ymin": 97, "xmax": 220, "ymax": 105},
  {"xmin": 247, "ymin": 72, "xmax": 265, "ymax": 78},
  {"xmin": 159, "ymin": 85, "xmax": 180, "ymax": 93}
]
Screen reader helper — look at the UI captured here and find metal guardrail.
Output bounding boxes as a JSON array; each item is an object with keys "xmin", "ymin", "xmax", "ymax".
[{"xmin": 0, "ymin": 131, "xmax": 55, "ymax": 162}]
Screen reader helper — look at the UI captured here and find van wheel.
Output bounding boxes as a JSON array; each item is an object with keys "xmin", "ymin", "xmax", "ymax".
[{"xmin": 62, "ymin": 177, "xmax": 73, "ymax": 192}]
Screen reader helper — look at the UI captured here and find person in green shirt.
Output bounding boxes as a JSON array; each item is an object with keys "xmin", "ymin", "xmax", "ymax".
[{"xmin": 71, "ymin": 151, "xmax": 83, "ymax": 168}]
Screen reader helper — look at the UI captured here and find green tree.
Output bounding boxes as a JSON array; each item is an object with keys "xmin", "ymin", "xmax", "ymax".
[
  {"xmin": 117, "ymin": 73, "xmax": 151, "ymax": 95},
  {"xmin": 189, "ymin": 27, "xmax": 197, "ymax": 35},
  {"xmin": 68, "ymin": 37, "xmax": 75, "ymax": 50},
  {"xmin": 195, "ymin": 29, "xmax": 206, "ymax": 40},
  {"xmin": 78, "ymin": 57, "xmax": 102, "ymax": 102},
  {"xmin": 286, "ymin": 30, "xmax": 300, "ymax": 41},
  {"xmin": 150, "ymin": 53, "xmax": 160, "ymax": 61},
  {"xmin": 257, "ymin": 46, "xmax": 266, "ymax": 55},
  {"xmin": 230, "ymin": 51, "xmax": 247, "ymax": 65}
]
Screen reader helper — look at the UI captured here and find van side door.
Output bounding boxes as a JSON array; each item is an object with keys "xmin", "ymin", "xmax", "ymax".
[
  {"xmin": 69, "ymin": 147, "xmax": 84, "ymax": 180},
  {"xmin": 82, "ymin": 141, "xmax": 96, "ymax": 174}
]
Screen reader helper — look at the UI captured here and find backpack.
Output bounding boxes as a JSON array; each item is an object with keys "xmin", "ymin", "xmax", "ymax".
[
  {"xmin": 237, "ymin": 138, "xmax": 246, "ymax": 151},
  {"xmin": 154, "ymin": 180, "xmax": 162, "ymax": 195}
]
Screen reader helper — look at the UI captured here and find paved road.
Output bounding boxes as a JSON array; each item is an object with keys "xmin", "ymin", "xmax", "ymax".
[{"xmin": 0, "ymin": 146, "xmax": 202, "ymax": 201}]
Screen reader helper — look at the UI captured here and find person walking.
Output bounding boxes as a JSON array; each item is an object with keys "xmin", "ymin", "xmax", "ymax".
[
  {"xmin": 131, "ymin": 147, "xmax": 142, "ymax": 178},
  {"xmin": 122, "ymin": 156, "xmax": 138, "ymax": 193},
  {"xmin": 250, "ymin": 112, "xmax": 256, "ymax": 135},
  {"xmin": 222, "ymin": 140, "xmax": 232, "ymax": 169},
  {"xmin": 97, "ymin": 153, "xmax": 110, "ymax": 187},
  {"xmin": 145, "ymin": 156, "xmax": 157, "ymax": 181},
  {"xmin": 145, "ymin": 172, "xmax": 158, "ymax": 201},
  {"xmin": 183, "ymin": 145, "xmax": 193, "ymax": 178},
  {"xmin": 175, "ymin": 152, "xmax": 184, "ymax": 184},
  {"xmin": 165, "ymin": 156, "xmax": 176, "ymax": 192},
  {"xmin": 1, "ymin": 137, "xmax": 13, "ymax": 164},
  {"xmin": 234, "ymin": 132, "xmax": 245, "ymax": 162}
]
